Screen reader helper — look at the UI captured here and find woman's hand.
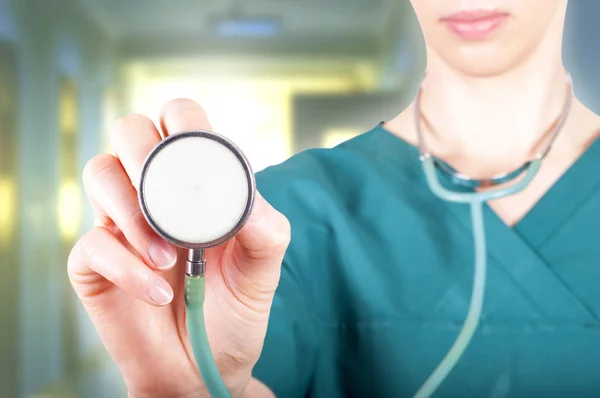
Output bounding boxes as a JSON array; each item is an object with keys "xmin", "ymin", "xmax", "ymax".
[{"xmin": 68, "ymin": 99, "xmax": 290, "ymax": 398}]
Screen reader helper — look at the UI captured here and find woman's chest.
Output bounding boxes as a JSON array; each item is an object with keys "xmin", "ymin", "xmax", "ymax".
[
  {"xmin": 313, "ymin": 192, "xmax": 600, "ymax": 397},
  {"xmin": 331, "ymin": 183, "xmax": 600, "ymax": 324},
  {"xmin": 312, "ymin": 322, "xmax": 600, "ymax": 398}
]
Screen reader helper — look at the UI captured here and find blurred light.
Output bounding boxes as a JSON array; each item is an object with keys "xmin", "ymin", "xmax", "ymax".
[
  {"xmin": 0, "ymin": 85, "xmax": 9, "ymax": 109},
  {"xmin": 213, "ymin": 17, "xmax": 280, "ymax": 38},
  {"xmin": 58, "ymin": 180, "xmax": 81, "ymax": 241},
  {"xmin": 323, "ymin": 128, "xmax": 361, "ymax": 148},
  {"xmin": 103, "ymin": 89, "xmax": 117, "ymax": 153},
  {"xmin": 124, "ymin": 62, "xmax": 374, "ymax": 169},
  {"xmin": 197, "ymin": 83, "xmax": 291, "ymax": 171},
  {"xmin": 0, "ymin": 178, "xmax": 15, "ymax": 247},
  {"xmin": 60, "ymin": 84, "xmax": 78, "ymax": 134}
]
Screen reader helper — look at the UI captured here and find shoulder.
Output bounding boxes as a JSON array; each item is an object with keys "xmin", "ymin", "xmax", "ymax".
[
  {"xmin": 254, "ymin": 126, "xmax": 437, "ymax": 317},
  {"xmin": 254, "ymin": 131, "xmax": 388, "ymax": 305},
  {"xmin": 256, "ymin": 130, "xmax": 379, "ymax": 221},
  {"xmin": 256, "ymin": 125, "xmax": 425, "ymax": 227}
]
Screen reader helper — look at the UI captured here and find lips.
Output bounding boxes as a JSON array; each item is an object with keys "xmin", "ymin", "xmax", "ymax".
[{"xmin": 441, "ymin": 10, "xmax": 510, "ymax": 40}]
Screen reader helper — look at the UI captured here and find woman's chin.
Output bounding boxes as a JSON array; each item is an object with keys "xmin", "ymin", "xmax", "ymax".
[
  {"xmin": 449, "ymin": 61, "xmax": 517, "ymax": 78},
  {"xmin": 437, "ymin": 48, "xmax": 530, "ymax": 78}
]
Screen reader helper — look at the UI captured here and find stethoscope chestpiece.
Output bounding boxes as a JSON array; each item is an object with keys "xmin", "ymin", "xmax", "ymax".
[{"xmin": 138, "ymin": 130, "xmax": 256, "ymax": 276}]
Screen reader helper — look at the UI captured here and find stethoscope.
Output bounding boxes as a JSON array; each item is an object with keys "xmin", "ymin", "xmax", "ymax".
[
  {"xmin": 139, "ymin": 130, "xmax": 255, "ymax": 398},
  {"xmin": 413, "ymin": 72, "xmax": 573, "ymax": 398},
  {"xmin": 138, "ymin": 74, "xmax": 573, "ymax": 398}
]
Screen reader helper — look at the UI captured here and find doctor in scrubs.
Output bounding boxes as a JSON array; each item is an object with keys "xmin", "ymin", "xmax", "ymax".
[{"xmin": 68, "ymin": 0, "xmax": 600, "ymax": 396}]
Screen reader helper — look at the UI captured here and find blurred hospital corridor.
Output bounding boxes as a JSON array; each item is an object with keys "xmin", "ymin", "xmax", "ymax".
[{"xmin": 1, "ymin": 0, "xmax": 600, "ymax": 397}]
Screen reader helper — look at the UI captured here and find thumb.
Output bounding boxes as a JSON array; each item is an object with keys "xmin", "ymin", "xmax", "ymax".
[{"xmin": 231, "ymin": 190, "xmax": 291, "ymax": 279}]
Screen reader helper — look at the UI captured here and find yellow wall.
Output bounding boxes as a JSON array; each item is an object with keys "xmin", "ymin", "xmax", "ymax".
[{"xmin": 121, "ymin": 58, "xmax": 379, "ymax": 170}]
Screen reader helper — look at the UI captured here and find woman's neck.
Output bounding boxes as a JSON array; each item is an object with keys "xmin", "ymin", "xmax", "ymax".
[
  {"xmin": 420, "ymin": 53, "xmax": 569, "ymax": 161},
  {"xmin": 385, "ymin": 28, "xmax": 588, "ymax": 178},
  {"xmin": 414, "ymin": 9, "xmax": 571, "ymax": 162}
]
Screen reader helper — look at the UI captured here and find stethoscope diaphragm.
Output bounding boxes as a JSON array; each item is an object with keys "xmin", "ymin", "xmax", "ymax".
[{"xmin": 139, "ymin": 131, "xmax": 255, "ymax": 251}]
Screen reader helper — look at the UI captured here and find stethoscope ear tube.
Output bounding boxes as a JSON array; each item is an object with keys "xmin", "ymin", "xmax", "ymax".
[{"xmin": 421, "ymin": 156, "xmax": 542, "ymax": 204}]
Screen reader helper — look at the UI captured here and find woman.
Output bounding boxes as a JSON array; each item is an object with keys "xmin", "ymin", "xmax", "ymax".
[{"xmin": 68, "ymin": 0, "xmax": 600, "ymax": 396}]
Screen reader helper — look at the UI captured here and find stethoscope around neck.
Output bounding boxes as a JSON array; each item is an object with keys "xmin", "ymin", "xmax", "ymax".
[
  {"xmin": 412, "ymin": 72, "xmax": 574, "ymax": 398},
  {"xmin": 416, "ymin": 71, "xmax": 574, "ymax": 202}
]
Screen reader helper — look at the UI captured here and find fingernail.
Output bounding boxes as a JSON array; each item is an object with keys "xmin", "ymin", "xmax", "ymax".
[
  {"xmin": 149, "ymin": 238, "xmax": 177, "ymax": 269},
  {"xmin": 147, "ymin": 278, "xmax": 173, "ymax": 305}
]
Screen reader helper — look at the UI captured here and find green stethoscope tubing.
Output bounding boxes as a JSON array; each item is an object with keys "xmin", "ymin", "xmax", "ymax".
[
  {"xmin": 185, "ymin": 275, "xmax": 232, "ymax": 398},
  {"xmin": 413, "ymin": 157, "xmax": 541, "ymax": 398}
]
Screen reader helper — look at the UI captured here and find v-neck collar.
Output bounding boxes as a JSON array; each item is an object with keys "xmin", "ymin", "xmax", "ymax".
[
  {"xmin": 373, "ymin": 124, "xmax": 600, "ymax": 323},
  {"xmin": 513, "ymin": 136, "xmax": 600, "ymax": 249},
  {"xmin": 374, "ymin": 122, "xmax": 600, "ymax": 250}
]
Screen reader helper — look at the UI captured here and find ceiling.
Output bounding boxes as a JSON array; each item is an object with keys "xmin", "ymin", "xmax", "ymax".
[
  {"xmin": 79, "ymin": 0, "xmax": 407, "ymax": 59},
  {"xmin": 80, "ymin": 0, "xmax": 395, "ymax": 39}
]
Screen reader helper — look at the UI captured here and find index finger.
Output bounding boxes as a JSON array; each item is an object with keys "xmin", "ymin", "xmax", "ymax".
[
  {"xmin": 159, "ymin": 98, "xmax": 213, "ymax": 136},
  {"xmin": 110, "ymin": 114, "xmax": 162, "ymax": 188}
]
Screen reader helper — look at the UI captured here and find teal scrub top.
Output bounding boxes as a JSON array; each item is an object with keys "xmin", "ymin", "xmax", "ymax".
[{"xmin": 252, "ymin": 124, "xmax": 600, "ymax": 397}]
